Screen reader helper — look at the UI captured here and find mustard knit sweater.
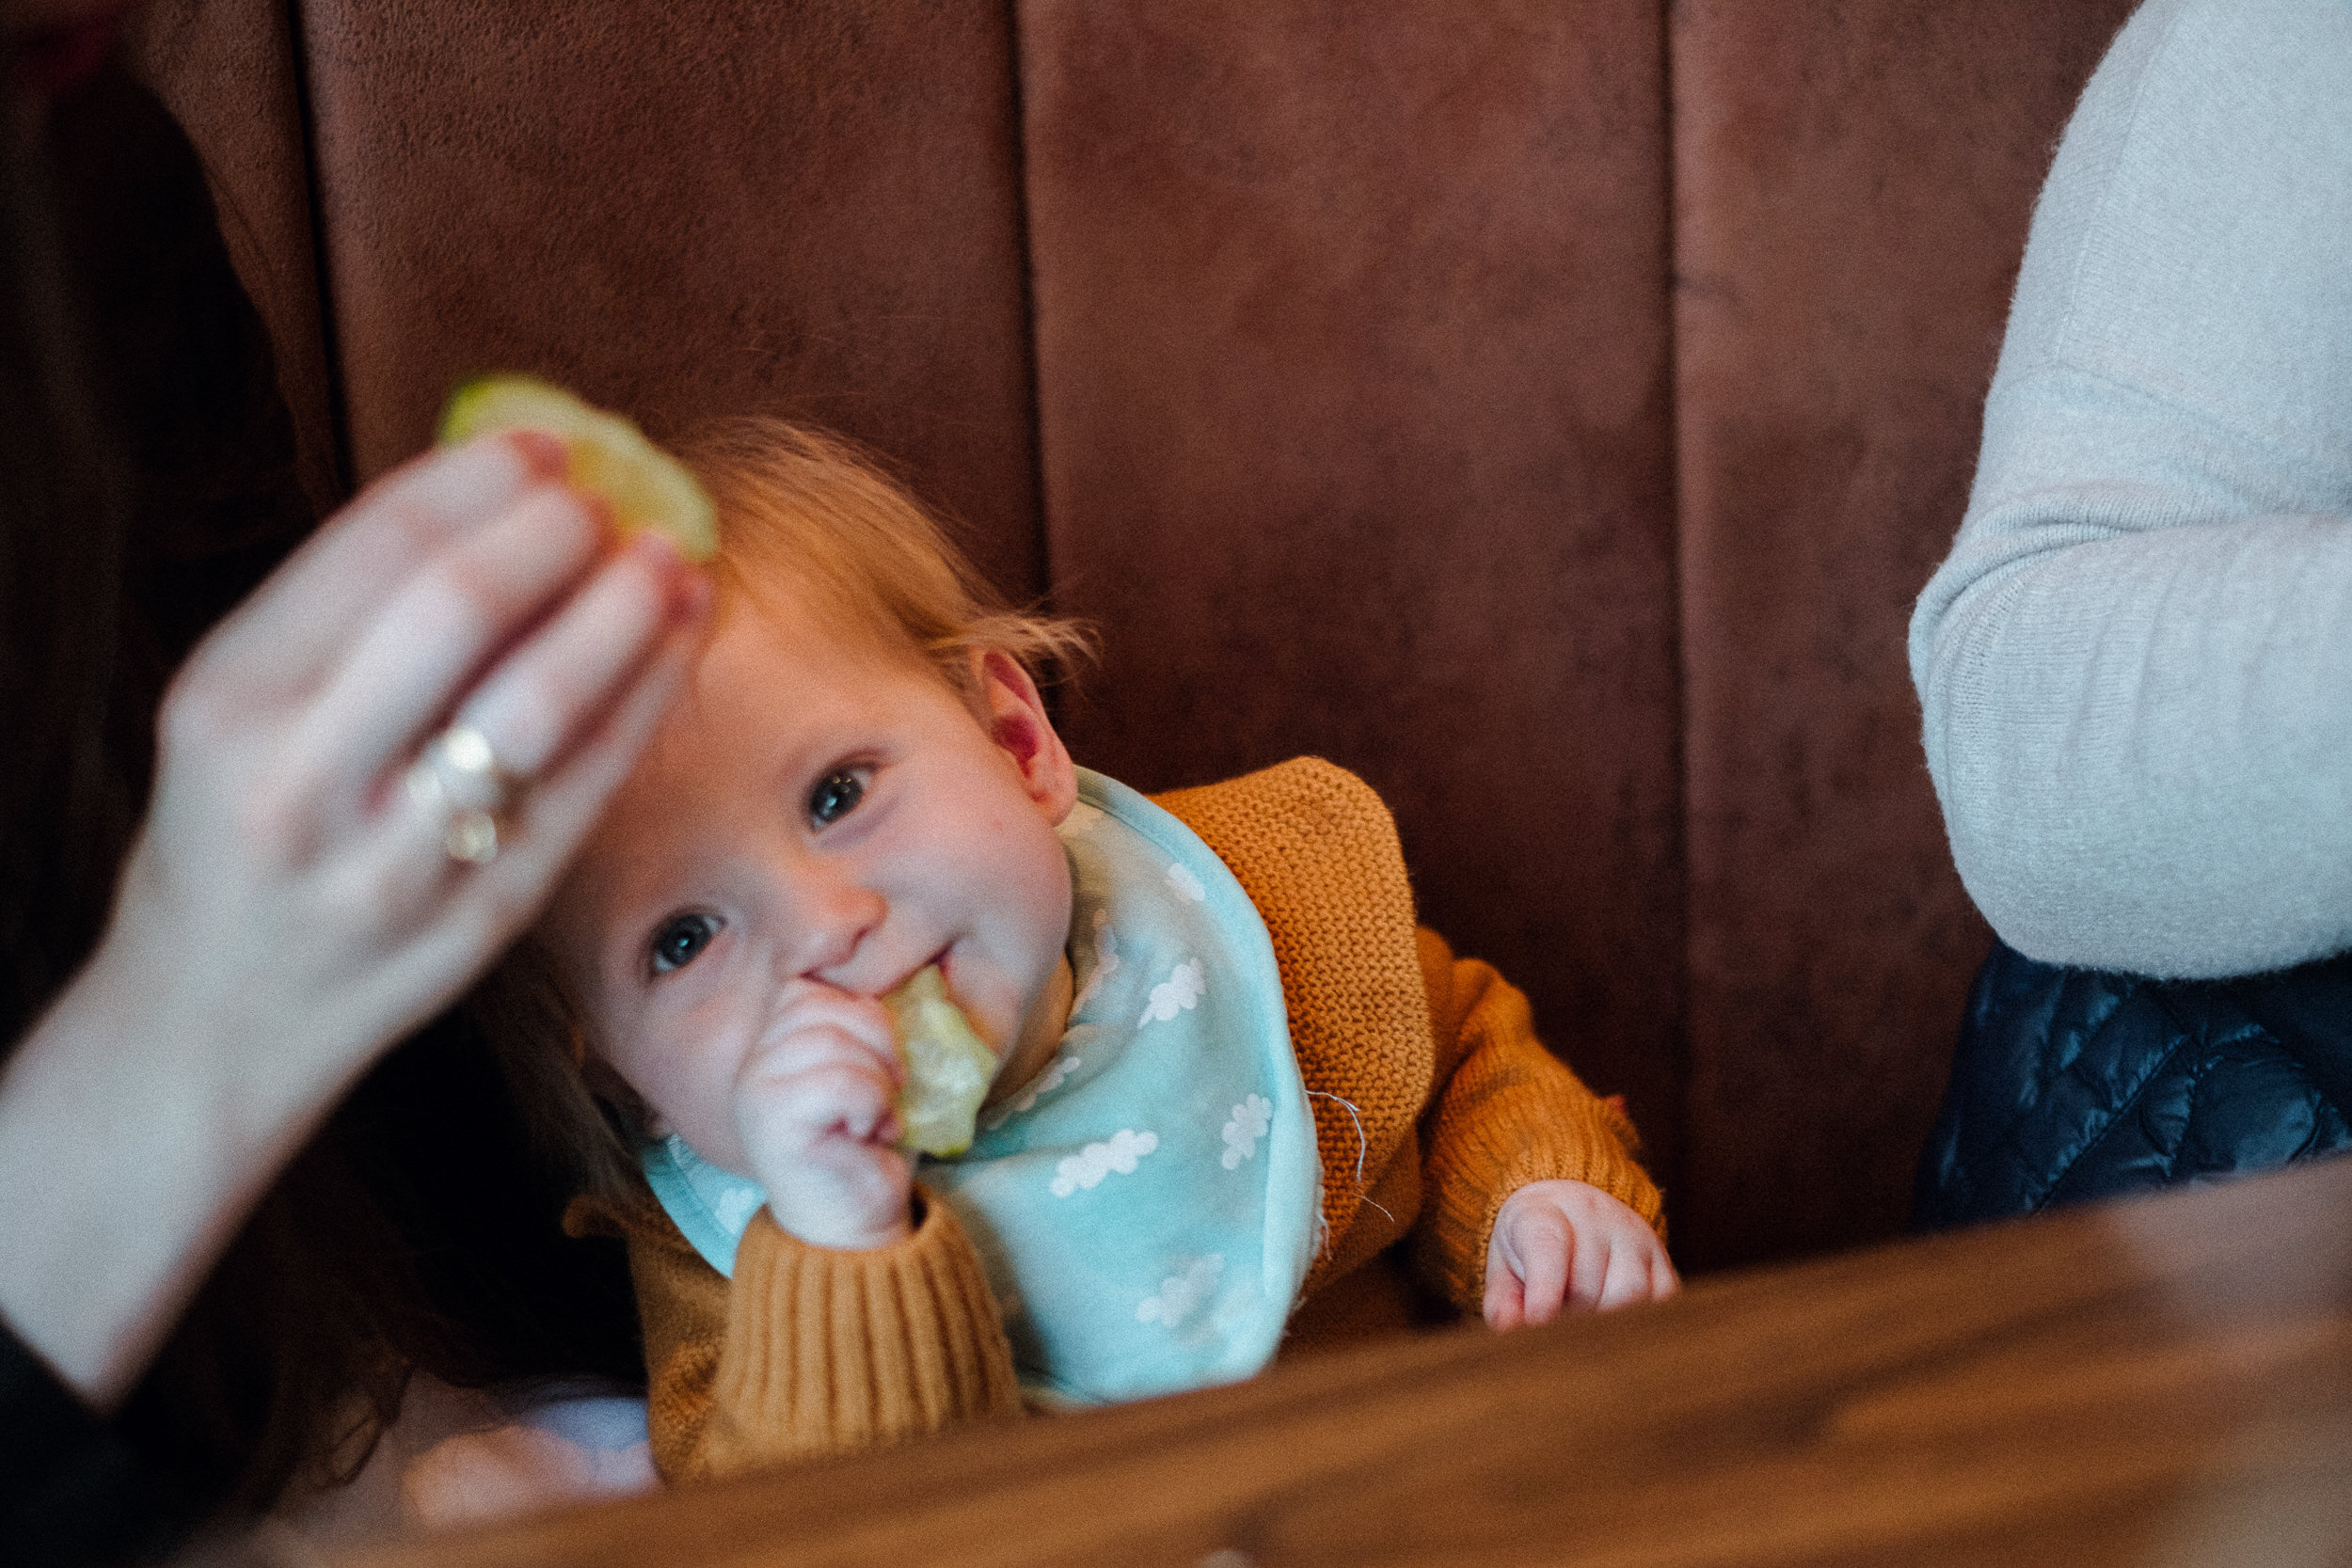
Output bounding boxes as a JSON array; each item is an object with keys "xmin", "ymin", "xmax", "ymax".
[{"xmin": 573, "ymin": 758, "xmax": 1662, "ymax": 1481}]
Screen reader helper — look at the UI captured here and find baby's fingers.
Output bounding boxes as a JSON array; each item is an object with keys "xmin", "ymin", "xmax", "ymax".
[
  {"xmin": 1563, "ymin": 1221, "xmax": 1616, "ymax": 1317},
  {"xmin": 774, "ymin": 1064, "xmax": 900, "ymax": 1144},
  {"xmin": 764, "ymin": 988, "xmax": 902, "ymax": 1086},
  {"xmin": 1583, "ymin": 1218, "xmax": 1677, "ymax": 1312},
  {"xmin": 1595, "ymin": 1243, "xmax": 1656, "ymax": 1312},
  {"xmin": 1482, "ymin": 1244, "xmax": 1524, "ymax": 1330},
  {"xmin": 1486, "ymin": 1206, "xmax": 1571, "ymax": 1329},
  {"xmin": 1525, "ymin": 1222, "xmax": 1578, "ymax": 1325},
  {"xmin": 1635, "ymin": 1241, "xmax": 1682, "ymax": 1307},
  {"xmin": 738, "ymin": 1029, "xmax": 902, "ymax": 1147},
  {"xmin": 736, "ymin": 1034, "xmax": 914, "ymax": 1253}
]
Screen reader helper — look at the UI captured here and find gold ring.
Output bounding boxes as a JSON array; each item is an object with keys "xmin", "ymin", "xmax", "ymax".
[{"xmin": 405, "ymin": 723, "xmax": 520, "ymax": 864}]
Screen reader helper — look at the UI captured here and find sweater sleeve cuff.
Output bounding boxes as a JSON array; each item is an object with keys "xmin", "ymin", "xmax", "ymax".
[
  {"xmin": 705, "ymin": 1186, "xmax": 1022, "ymax": 1468},
  {"xmin": 1436, "ymin": 1097, "xmax": 1666, "ymax": 1314}
]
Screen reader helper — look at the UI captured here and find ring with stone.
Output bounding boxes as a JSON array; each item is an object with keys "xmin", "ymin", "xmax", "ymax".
[{"xmin": 404, "ymin": 722, "xmax": 522, "ymax": 864}]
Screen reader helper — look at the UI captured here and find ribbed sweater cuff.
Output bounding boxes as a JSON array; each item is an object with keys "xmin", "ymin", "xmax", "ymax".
[
  {"xmin": 1426, "ymin": 1092, "xmax": 1665, "ymax": 1313},
  {"xmin": 706, "ymin": 1187, "xmax": 1021, "ymax": 1468}
]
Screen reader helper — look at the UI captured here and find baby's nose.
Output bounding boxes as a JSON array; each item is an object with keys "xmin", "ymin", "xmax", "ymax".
[{"xmin": 785, "ymin": 872, "xmax": 886, "ymax": 978}]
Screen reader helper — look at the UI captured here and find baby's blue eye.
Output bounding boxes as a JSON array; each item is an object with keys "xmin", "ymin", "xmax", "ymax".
[
  {"xmin": 808, "ymin": 768, "xmax": 867, "ymax": 828},
  {"xmin": 650, "ymin": 912, "xmax": 719, "ymax": 975}
]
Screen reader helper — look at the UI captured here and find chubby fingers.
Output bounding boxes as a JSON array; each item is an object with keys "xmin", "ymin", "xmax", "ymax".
[
  {"xmin": 1599, "ymin": 1229, "xmax": 1682, "ymax": 1311},
  {"xmin": 737, "ymin": 989, "xmax": 905, "ymax": 1143},
  {"xmin": 1573, "ymin": 1195, "xmax": 1680, "ymax": 1312},
  {"xmin": 1485, "ymin": 1196, "xmax": 1573, "ymax": 1329},
  {"xmin": 743, "ymin": 1048, "xmax": 898, "ymax": 1145},
  {"xmin": 1482, "ymin": 1247, "xmax": 1528, "ymax": 1331},
  {"xmin": 1484, "ymin": 1181, "xmax": 1679, "ymax": 1330},
  {"xmin": 735, "ymin": 990, "xmax": 915, "ymax": 1250}
]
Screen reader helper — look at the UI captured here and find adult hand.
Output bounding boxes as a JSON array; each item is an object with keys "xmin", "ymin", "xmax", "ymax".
[
  {"xmin": 1483, "ymin": 1178, "xmax": 1678, "ymax": 1329},
  {"xmin": 732, "ymin": 981, "xmax": 915, "ymax": 1252},
  {"xmin": 0, "ymin": 432, "xmax": 708, "ymax": 1405}
]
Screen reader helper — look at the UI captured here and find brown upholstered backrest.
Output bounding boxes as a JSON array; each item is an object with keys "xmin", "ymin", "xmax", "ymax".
[{"xmin": 127, "ymin": 0, "xmax": 2138, "ymax": 1272}]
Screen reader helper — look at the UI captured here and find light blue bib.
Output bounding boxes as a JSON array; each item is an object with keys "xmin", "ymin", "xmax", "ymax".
[{"xmin": 641, "ymin": 768, "xmax": 1322, "ymax": 1406}]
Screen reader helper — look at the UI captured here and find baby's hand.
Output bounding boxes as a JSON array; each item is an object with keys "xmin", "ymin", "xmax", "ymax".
[
  {"xmin": 1484, "ymin": 1179, "xmax": 1678, "ymax": 1328},
  {"xmin": 731, "ymin": 984, "xmax": 914, "ymax": 1251}
]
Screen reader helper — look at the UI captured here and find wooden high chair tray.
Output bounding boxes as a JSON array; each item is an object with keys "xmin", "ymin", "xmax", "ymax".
[{"xmin": 328, "ymin": 1155, "xmax": 2352, "ymax": 1568}]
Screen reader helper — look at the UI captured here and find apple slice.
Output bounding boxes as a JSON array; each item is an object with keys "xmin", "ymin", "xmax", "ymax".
[
  {"xmin": 882, "ymin": 966, "xmax": 997, "ymax": 1158},
  {"xmin": 438, "ymin": 375, "xmax": 718, "ymax": 562}
]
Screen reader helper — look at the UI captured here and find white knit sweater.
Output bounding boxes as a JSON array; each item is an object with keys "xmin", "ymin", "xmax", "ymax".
[{"xmin": 1909, "ymin": 0, "xmax": 2352, "ymax": 978}]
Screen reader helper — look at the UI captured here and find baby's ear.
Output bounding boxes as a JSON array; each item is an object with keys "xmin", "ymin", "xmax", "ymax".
[{"xmin": 974, "ymin": 649, "xmax": 1077, "ymax": 824}]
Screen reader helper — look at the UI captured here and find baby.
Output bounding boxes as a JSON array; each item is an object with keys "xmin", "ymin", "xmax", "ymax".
[{"xmin": 485, "ymin": 419, "xmax": 1676, "ymax": 1481}]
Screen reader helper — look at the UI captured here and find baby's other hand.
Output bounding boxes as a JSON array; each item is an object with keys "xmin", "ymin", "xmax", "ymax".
[
  {"xmin": 732, "ymin": 984, "xmax": 914, "ymax": 1252},
  {"xmin": 1484, "ymin": 1179, "xmax": 1677, "ymax": 1329}
]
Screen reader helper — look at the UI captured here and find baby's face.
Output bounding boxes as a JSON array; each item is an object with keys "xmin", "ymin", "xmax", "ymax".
[{"xmin": 544, "ymin": 595, "xmax": 1076, "ymax": 1178}]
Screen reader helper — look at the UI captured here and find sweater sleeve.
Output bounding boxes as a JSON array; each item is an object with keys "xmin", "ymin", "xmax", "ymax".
[
  {"xmin": 1907, "ymin": 0, "xmax": 2352, "ymax": 978},
  {"xmin": 596, "ymin": 1189, "xmax": 1022, "ymax": 1481},
  {"xmin": 1406, "ymin": 927, "xmax": 1664, "ymax": 1316}
]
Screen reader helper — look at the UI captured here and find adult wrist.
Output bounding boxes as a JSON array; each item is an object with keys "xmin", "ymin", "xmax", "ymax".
[{"xmin": 0, "ymin": 927, "xmax": 352, "ymax": 1406}]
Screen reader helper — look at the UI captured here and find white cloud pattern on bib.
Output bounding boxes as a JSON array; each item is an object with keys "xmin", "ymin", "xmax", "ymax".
[
  {"xmin": 1136, "ymin": 1254, "xmax": 1224, "ymax": 1327},
  {"xmin": 1050, "ymin": 1129, "xmax": 1159, "ymax": 1197},
  {"xmin": 1139, "ymin": 958, "xmax": 1204, "ymax": 1026},
  {"xmin": 1220, "ymin": 1094, "xmax": 1273, "ymax": 1169}
]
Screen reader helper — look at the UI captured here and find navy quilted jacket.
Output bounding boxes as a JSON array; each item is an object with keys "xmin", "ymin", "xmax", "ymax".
[{"xmin": 1915, "ymin": 941, "xmax": 2352, "ymax": 1229}]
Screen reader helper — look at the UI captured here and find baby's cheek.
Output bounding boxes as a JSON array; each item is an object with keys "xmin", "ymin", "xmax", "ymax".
[{"xmin": 594, "ymin": 1014, "xmax": 747, "ymax": 1177}]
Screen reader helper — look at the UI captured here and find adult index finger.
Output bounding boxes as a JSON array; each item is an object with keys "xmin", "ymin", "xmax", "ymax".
[
  {"xmin": 298, "ymin": 483, "xmax": 611, "ymax": 800},
  {"xmin": 188, "ymin": 433, "xmax": 568, "ymax": 705}
]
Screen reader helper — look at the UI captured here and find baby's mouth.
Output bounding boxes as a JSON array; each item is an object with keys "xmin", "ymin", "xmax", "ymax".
[
  {"xmin": 910, "ymin": 944, "xmax": 958, "ymax": 999},
  {"xmin": 880, "ymin": 947, "xmax": 983, "ymax": 1035}
]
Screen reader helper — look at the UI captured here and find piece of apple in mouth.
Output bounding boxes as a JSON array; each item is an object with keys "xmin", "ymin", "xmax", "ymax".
[{"xmin": 882, "ymin": 965, "xmax": 997, "ymax": 1158}]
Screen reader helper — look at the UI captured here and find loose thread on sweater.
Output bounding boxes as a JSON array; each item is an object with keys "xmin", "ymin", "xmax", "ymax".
[{"xmin": 1306, "ymin": 1089, "xmax": 1393, "ymax": 1223}]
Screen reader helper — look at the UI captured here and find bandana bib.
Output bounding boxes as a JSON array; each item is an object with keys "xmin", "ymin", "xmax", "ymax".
[{"xmin": 641, "ymin": 768, "xmax": 1322, "ymax": 1406}]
